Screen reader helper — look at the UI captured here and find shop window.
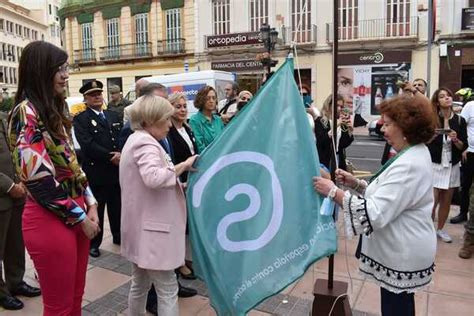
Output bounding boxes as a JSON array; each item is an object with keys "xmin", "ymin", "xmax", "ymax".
[
  {"xmin": 249, "ymin": 0, "xmax": 268, "ymax": 32},
  {"xmin": 291, "ymin": 0, "xmax": 312, "ymax": 43},
  {"xmin": 212, "ymin": 0, "xmax": 230, "ymax": 35}
]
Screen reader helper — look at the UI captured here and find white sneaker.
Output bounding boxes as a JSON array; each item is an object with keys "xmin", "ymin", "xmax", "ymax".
[{"xmin": 437, "ymin": 230, "xmax": 452, "ymax": 243}]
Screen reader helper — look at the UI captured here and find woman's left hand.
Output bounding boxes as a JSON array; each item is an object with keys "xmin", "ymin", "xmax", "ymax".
[
  {"xmin": 313, "ymin": 176, "xmax": 335, "ymax": 197},
  {"xmin": 87, "ymin": 204, "xmax": 100, "ymax": 225}
]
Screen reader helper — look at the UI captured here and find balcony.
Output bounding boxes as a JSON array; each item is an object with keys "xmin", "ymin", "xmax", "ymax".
[
  {"xmin": 98, "ymin": 43, "xmax": 153, "ymax": 62},
  {"xmin": 326, "ymin": 17, "xmax": 419, "ymax": 42},
  {"xmin": 73, "ymin": 49, "xmax": 96, "ymax": 64},
  {"xmin": 157, "ymin": 38, "xmax": 186, "ymax": 56},
  {"xmin": 280, "ymin": 24, "xmax": 317, "ymax": 46}
]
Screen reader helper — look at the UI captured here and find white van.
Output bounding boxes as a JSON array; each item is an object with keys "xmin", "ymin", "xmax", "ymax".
[{"xmin": 125, "ymin": 70, "xmax": 235, "ymax": 115}]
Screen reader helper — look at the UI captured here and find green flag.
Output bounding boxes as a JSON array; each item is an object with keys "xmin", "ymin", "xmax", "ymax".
[{"xmin": 187, "ymin": 58, "xmax": 337, "ymax": 315}]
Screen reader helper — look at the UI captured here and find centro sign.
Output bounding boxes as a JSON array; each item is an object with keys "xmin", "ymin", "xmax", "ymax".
[
  {"xmin": 359, "ymin": 52, "xmax": 384, "ymax": 64},
  {"xmin": 207, "ymin": 32, "xmax": 262, "ymax": 48}
]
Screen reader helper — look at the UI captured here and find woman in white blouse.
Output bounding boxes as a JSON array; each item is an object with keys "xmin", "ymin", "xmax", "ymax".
[{"xmin": 313, "ymin": 86, "xmax": 437, "ymax": 316}]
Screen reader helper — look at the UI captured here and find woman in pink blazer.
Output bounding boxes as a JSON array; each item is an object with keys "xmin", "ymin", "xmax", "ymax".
[{"xmin": 119, "ymin": 95, "xmax": 197, "ymax": 316}]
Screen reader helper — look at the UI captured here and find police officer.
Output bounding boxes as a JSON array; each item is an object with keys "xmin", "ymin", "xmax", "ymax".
[{"xmin": 73, "ymin": 80, "xmax": 122, "ymax": 258}]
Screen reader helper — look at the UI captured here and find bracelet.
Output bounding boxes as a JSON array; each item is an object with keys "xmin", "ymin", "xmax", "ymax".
[
  {"xmin": 327, "ymin": 185, "xmax": 338, "ymax": 200},
  {"xmin": 353, "ymin": 179, "xmax": 361, "ymax": 191}
]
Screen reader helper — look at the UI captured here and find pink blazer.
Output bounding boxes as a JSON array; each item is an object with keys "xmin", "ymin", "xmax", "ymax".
[{"xmin": 119, "ymin": 130, "xmax": 186, "ymax": 271}]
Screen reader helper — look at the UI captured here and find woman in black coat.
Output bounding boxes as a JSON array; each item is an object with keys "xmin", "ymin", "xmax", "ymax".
[
  {"xmin": 167, "ymin": 92, "xmax": 198, "ymax": 280},
  {"xmin": 315, "ymin": 94, "xmax": 354, "ymax": 171},
  {"xmin": 427, "ymin": 88, "xmax": 468, "ymax": 243},
  {"xmin": 168, "ymin": 93, "xmax": 199, "ymax": 183}
]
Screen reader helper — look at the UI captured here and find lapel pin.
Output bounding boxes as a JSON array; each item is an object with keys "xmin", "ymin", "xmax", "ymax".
[{"xmin": 91, "ymin": 119, "xmax": 97, "ymax": 126}]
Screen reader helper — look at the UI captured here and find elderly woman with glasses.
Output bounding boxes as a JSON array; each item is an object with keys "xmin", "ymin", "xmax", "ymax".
[{"xmin": 189, "ymin": 86, "xmax": 224, "ymax": 153}]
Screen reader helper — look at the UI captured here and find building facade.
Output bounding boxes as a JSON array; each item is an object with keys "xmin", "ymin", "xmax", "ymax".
[
  {"xmin": 59, "ymin": 0, "xmax": 196, "ymax": 101},
  {"xmin": 437, "ymin": 0, "xmax": 474, "ymax": 94},
  {"xmin": 0, "ymin": 0, "xmax": 56, "ymax": 97},
  {"xmin": 195, "ymin": 0, "xmax": 439, "ymax": 119}
]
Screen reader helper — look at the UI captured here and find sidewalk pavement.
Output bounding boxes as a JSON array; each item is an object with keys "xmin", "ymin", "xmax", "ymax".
[{"xmin": 1, "ymin": 205, "xmax": 473, "ymax": 316}]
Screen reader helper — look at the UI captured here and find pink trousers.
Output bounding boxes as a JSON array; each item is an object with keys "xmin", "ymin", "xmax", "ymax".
[{"xmin": 22, "ymin": 197, "xmax": 90, "ymax": 316}]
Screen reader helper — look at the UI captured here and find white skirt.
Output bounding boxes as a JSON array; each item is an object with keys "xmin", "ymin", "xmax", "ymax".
[{"xmin": 432, "ymin": 162, "xmax": 461, "ymax": 189}]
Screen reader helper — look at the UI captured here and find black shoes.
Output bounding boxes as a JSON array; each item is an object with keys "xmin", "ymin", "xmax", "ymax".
[
  {"xmin": 11, "ymin": 282, "xmax": 41, "ymax": 298},
  {"xmin": 0, "ymin": 296, "xmax": 24, "ymax": 310},
  {"xmin": 89, "ymin": 247, "xmax": 101, "ymax": 257},
  {"xmin": 178, "ymin": 284, "xmax": 197, "ymax": 298},
  {"xmin": 450, "ymin": 212, "xmax": 468, "ymax": 224},
  {"xmin": 146, "ymin": 303, "xmax": 158, "ymax": 315}
]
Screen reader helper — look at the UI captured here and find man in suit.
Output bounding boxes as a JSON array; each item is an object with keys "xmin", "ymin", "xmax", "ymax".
[
  {"xmin": 0, "ymin": 111, "xmax": 41, "ymax": 310},
  {"xmin": 73, "ymin": 80, "xmax": 122, "ymax": 258}
]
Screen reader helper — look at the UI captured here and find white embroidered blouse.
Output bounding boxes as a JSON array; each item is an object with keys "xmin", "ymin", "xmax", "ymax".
[{"xmin": 343, "ymin": 144, "xmax": 437, "ymax": 293}]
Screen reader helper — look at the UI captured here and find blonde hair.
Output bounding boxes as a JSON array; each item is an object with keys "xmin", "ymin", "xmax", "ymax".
[
  {"xmin": 130, "ymin": 95, "xmax": 175, "ymax": 131},
  {"xmin": 322, "ymin": 94, "xmax": 344, "ymax": 119},
  {"xmin": 238, "ymin": 90, "xmax": 253, "ymax": 100},
  {"xmin": 168, "ymin": 92, "xmax": 187, "ymax": 106}
]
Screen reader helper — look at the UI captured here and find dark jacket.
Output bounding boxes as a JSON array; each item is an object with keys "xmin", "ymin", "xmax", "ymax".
[
  {"xmin": 314, "ymin": 117, "xmax": 354, "ymax": 170},
  {"xmin": 427, "ymin": 113, "xmax": 468, "ymax": 165},
  {"xmin": 168, "ymin": 122, "xmax": 198, "ymax": 182},
  {"xmin": 73, "ymin": 107, "xmax": 122, "ymax": 186},
  {"xmin": 0, "ymin": 112, "xmax": 24, "ymax": 211}
]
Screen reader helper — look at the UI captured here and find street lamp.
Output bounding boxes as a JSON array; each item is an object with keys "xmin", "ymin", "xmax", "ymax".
[{"xmin": 259, "ymin": 23, "xmax": 279, "ymax": 76}]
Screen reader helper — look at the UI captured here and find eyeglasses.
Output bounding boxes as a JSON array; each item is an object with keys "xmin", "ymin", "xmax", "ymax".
[
  {"xmin": 207, "ymin": 96, "xmax": 217, "ymax": 100},
  {"xmin": 58, "ymin": 64, "xmax": 69, "ymax": 74}
]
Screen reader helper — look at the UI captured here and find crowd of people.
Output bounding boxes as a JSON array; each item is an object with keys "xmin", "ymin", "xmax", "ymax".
[{"xmin": 1, "ymin": 41, "xmax": 474, "ymax": 316}]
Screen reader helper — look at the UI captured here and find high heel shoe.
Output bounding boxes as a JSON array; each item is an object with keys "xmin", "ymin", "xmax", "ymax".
[{"xmin": 178, "ymin": 265, "xmax": 196, "ymax": 280}]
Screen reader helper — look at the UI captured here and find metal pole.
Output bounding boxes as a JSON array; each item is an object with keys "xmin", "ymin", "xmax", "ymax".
[
  {"xmin": 427, "ymin": 0, "xmax": 433, "ymax": 96},
  {"xmin": 328, "ymin": 0, "xmax": 339, "ymax": 290}
]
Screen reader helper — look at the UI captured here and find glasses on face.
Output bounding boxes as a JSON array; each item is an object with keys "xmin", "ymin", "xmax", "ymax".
[
  {"xmin": 58, "ymin": 64, "xmax": 69, "ymax": 74},
  {"xmin": 207, "ymin": 95, "xmax": 217, "ymax": 100}
]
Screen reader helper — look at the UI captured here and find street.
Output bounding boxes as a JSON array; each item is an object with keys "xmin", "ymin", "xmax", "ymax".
[{"xmin": 346, "ymin": 134, "xmax": 386, "ymax": 174}]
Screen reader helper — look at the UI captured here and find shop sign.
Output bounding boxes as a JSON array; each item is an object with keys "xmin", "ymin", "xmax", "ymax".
[
  {"xmin": 206, "ymin": 32, "xmax": 262, "ymax": 48},
  {"xmin": 339, "ymin": 51, "xmax": 411, "ymax": 65},
  {"xmin": 211, "ymin": 60, "xmax": 263, "ymax": 72},
  {"xmin": 462, "ymin": 8, "xmax": 474, "ymax": 30}
]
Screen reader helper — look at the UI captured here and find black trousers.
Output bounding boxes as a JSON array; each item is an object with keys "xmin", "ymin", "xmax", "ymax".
[
  {"xmin": 0, "ymin": 204, "xmax": 25, "ymax": 298},
  {"xmin": 89, "ymin": 183, "xmax": 121, "ymax": 249},
  {"xmin": 380, "ymin": 287, "xmax": 415, "ymax": 316},
  {"xmin": 460, "ymin": 153, "xmax": 474, "ymax": 215}
]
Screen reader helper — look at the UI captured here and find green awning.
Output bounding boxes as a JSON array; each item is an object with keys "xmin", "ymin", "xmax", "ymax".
[
  {"xmin": 161, "ymin": 0, "xmax": 184, "ymax": 10},
  {"xmin": 130, "ymin": 0, "xmax": 151, "ymax": 16},
  {"xmin": 77, "ymin": 12, "xmax": 94, "ymax": 24},
  {"xmin": 102, "ymin": 5, "xmax": 122, "ymax": 19}
]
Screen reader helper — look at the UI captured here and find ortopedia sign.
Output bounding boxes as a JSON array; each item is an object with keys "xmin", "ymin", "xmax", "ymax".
[
  {"xmin": 211, "ymin": 60, "xmax": 264, "ymax": 72},
  {"xmin": 206, "ymin": 32, "xmax": 262, "ymax": 48}
]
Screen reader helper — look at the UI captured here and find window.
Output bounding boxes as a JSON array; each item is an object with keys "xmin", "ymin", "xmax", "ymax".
[
  {"xmin": 81, "ymin": 22, "xmax": 94, "ymax": 60},
  {"xmin": 49, "ymin": 4, "xmax": 52, "ymax": 15},
  {"xmin": 0, "ymin": 67, "xmax": 4, "ymax": 83},
  {"xmin": 339, "ymin": 0, "xmax": 358, "ymax": 40},
  {"xmin": 135, "ymin": 13, "xmax": 149, "ymax": 56},
  {"xmin": 32, "ymin": 30, "xmax": 38, "ymax": 40},
  {"xmin": 106, "ymin": 18, "xmax": 120, "ymax": 59},
  {"xmin": 165, "ymin": 9, "xmax": 182, "ymax": 52},
  {"xmin": 291, "ymin": 0, "xmax": 312, "ymax": 43},
  {"xmin": 249, "ymin": 0, "xmax": 268, "ymax": 32},
  {"xmin": 17, "ymin": 47, "xmax": 21, "ymax": 61},
  {"xmin": 212, "ymin": 0, "xmax": 230, "ymax": 35},
  {"xmin": 0, "ymin": 19, "xmax": 4, "ymax": 32},
  {"xmin": 386, "ymin": 0, "xmax": 411, "ymax": 37}
]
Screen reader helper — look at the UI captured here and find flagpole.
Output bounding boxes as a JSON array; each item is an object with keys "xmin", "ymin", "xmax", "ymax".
[
  {"xmin": 328, "ymin": 0, "xmax": 340, "ymax": 291},
  {"xmin": 312, "ymin": 1, "xmax": 351, "ymax": 314}
]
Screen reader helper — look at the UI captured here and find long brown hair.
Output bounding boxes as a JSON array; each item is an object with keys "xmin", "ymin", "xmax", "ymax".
[
  {"xmin": 15, "ymin": 41, "xmax": 71, "ymax": 139},
  {"xmin": 430, "ymin": 87, "xmax": 454, "ymax": 128}
]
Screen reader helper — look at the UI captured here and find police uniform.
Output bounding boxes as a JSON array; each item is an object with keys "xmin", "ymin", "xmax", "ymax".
[{"xmin": 73, "ymin": 81, "xmax": 123, "ymax": 254}]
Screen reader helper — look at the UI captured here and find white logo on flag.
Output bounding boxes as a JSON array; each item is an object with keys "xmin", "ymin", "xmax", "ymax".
[{"xmin": 192, "ymin": 151, "xmax": 283, "ymax": 252}]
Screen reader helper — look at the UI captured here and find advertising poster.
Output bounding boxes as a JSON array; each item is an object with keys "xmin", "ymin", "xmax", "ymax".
[{"xmin": 338, "ymin": 51, "xmax": 412, "ymax": 123}]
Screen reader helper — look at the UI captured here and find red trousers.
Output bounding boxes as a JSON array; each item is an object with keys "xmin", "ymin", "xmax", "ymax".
[{"xmin": 23, "ymin": 197, "xmax": 90, "ymax": 316}]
